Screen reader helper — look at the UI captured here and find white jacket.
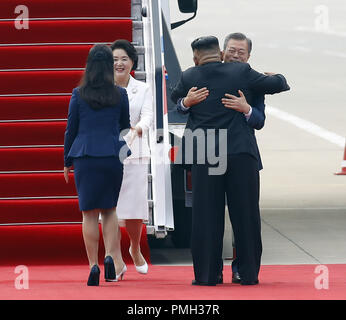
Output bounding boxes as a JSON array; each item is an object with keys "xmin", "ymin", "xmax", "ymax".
[{"xmin": 123, "ymin": 75, "xmax": 153, "ymax": 159}]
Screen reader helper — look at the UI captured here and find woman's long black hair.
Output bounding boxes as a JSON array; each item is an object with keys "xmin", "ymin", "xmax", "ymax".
[{"xmin": 79, "ymin": 44, "xmax": 120, "ymax": 109}]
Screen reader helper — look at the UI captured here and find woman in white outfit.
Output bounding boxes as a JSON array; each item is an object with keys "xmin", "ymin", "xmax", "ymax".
[{"xmin": 110, "ymin": 39, "xmax": 153, "ymax": 279}]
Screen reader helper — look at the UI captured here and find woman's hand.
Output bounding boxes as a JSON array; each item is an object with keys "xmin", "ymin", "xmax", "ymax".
[
  {"xmin": 135, "ymin": 125, "xmax": 142, "ymax": 137},
  {"xmin": 127, "ymin": 127, "xmax": 138, "ymax": 146},
  {"xmin": 127, "ymin": 125, "xmax": 143, "ymax": 147},
  {"xmin": 64, "ymin": 166, "xmax": 72, "ymax": 184}
]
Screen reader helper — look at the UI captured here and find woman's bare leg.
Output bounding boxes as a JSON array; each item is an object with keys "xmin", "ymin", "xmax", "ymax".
[
  {"xmin": 100, "ymin": 207, "xmax": 125, "ymax": 273},
  {"xmin": 126, "ymin": 219, "xmax": 146, "ymax": 266},
  {"xmin": 82, "ymin": 209, "xmax": 100, "ymax": 268}
]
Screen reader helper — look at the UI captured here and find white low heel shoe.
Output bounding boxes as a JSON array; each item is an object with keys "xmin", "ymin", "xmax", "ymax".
[
  {"xmin": 129, "ymin": 247, "xmax": 148, "ymax": 274},
  {"xmin": 116, "ymin": 264, "xmax": 127, "ymax": 281},
  {"xmin": 135, "ymin": 260, "xmax": 148, "ymax": 274}
]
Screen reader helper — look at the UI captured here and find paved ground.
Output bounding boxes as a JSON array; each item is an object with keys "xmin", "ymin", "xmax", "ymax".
[{"xmin": 150, "ymin": 0, "xmax": 346, "ymax": 267}]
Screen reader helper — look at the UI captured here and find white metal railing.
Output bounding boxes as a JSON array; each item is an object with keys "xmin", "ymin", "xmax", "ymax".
[{"xmin": 141, "ymin": 0, "xmax": 174, "ymax": 237}]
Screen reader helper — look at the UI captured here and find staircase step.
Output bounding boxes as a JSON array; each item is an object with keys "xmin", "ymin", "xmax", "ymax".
[
  {"xmin": 0, "ymin": 224, "xmax": 149, "ymax": 266},
  {"xmin": 0, "ymin": 198, "xmax": 80, "ymax": 224},
  {"xmin": 0, "ymin": 147, "xmax": 63, "ymax": 171},
  {"xmin": 0, "ymin": 71, "xmax": 83, "ymax": 95},
  {"xmin": 0, "ymin": 121, "xmax": 66, "ymax": 146},
  {"xmin": 0, "ymin": 173, "xmax": 76, "ymax": 197},
  {"xmin": 0, "ymin": 224, "xmax": 87, "ymax": 265},
  {"xmin": 0, "ymin": 0, "xmax": 131, "ymax": 19},
  {"xmin": 0, "ymin": 45, "xmax": 91, "ymax": 70},
  {"xmin": 0, "ymin": 96, "xmax": 70, "ymax": 120},
  {"xmin": 0, "ymin": 20, "xmax": 132, "ymax": 45}
]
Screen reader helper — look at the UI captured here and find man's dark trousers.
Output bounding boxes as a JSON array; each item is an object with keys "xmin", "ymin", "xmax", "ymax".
[{"xmin": 191, "ymin": 153, "xmax": 262, "ymax": 284}]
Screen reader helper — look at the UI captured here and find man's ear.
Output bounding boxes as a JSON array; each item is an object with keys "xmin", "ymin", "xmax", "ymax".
[{"xmin": 193, "ymin": 56, "xmax": 198, "ymax": 66}]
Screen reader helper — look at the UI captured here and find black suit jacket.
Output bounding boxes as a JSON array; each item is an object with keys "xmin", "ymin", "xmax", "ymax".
[{"xmin": 171, "ymin": 61, "xmax": 289, "ymax": 166}]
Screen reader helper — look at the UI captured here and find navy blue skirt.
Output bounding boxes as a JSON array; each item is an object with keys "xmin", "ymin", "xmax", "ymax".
[{"xmin": 73, "ymin": 156, "xmax": 123, "ymax": 211}]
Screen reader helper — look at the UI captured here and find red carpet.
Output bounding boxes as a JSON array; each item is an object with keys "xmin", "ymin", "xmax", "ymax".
[
  {"xmin": 0, "ymin": 147, "xmax": 64, "ymax": 171},
  {"xmin": 0, "ymin": 121, "xmax": 67, "ymax": 145},
  {"xmin": 0, "ymin": 71, "xmax": 84, "ymax": 94},
  {"xmin": 0, "ymin": 45, "xmax": 92, "ymax": 70},
  {"xmin": 0, "ymin": 264, "xmax": 345, "ymax": 300},
  {"xmin": 0, "ymin": 0, "xmax": 151, "ymax": 268},
  {"xmin": 0, "ymin": 0, "xmax": 131, "ymax": 19},
  {"xmin": 0, "ymin": 224, "xmax": 150, "ymax": 266},
  {"xmin": 0, "ymin": 20, "xmax": 132, "ymax": 45},
  {"xmin": 0, "ymin": 199, "xmax": 80, "ymax": 223},
  {"xmin": 0, "ymin": 96, "xmax": 70, "ymax": 120},
  {"xmin": 0, "ymin": 173, "xmax": 77, "ymax": 197}
]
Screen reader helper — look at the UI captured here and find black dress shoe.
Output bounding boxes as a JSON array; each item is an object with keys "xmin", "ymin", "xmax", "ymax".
[
  {"xmin": 232, "ymin": 272, "xmax": 241, "ymax": 284},
  {"xmin": 217, "ymin": 273, "xmax": 223, "ymax": 284},
  {"xmin": 104, "ymin": 256, "xmax": 116, "ymax": 282},
  {"xmin": 191, "ymin": 280, "xmax": 216, "ymax": 286},
  {"xmin": 240, "ymin": 279, "xmax": 259, "ymax": 286},
  {"xmin": 87, "ymin": 265, "xmax": 100, "ymax": 286}
]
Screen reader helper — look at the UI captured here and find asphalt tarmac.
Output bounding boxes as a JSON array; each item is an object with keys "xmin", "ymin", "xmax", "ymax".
[{"xmin": 150, "ymin": 0, "xmax": 346, "ymax": 267}]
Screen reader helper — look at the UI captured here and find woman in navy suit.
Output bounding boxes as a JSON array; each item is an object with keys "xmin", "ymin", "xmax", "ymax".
[{"xmin": 64, "ymin": 44, "xmax": 130, "ymax": 286}]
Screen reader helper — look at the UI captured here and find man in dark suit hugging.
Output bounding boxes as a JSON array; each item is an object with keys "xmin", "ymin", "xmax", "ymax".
[{"xmin": 171, "ymin": 36, "xmax": 290, "ymax": 286}]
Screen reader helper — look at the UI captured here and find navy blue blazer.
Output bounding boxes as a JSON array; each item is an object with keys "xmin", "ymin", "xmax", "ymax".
[
  {"xmin": 248, "ymin": 95, "xmax": 265, "ymax": 170},
  {"xmin": 64, "ymin": 87, "xmax": 131, "ymax": 167}
]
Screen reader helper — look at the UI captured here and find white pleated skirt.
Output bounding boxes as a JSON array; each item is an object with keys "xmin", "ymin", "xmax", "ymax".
[{"xmin": 116, "ymin": 157, "xmax": 149, "ymax": 221}]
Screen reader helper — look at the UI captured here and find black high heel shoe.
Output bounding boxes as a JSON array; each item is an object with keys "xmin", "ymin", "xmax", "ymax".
[
  {"xmin": 104, "ymin": 256, "xmax": 117, "ymax": 282},
  {"xmin": 87, "ymin": 265, "xmax": 100, "ymax": 286}
]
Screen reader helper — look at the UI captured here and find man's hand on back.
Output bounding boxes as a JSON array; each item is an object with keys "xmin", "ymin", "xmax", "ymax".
[
  {"xmin": 221, "ymin": 90, "xmax": 251, "ymax": 114},
  {"xmin": 183, "ymin": 87, "xmax": 209, "ymax": 108}
]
